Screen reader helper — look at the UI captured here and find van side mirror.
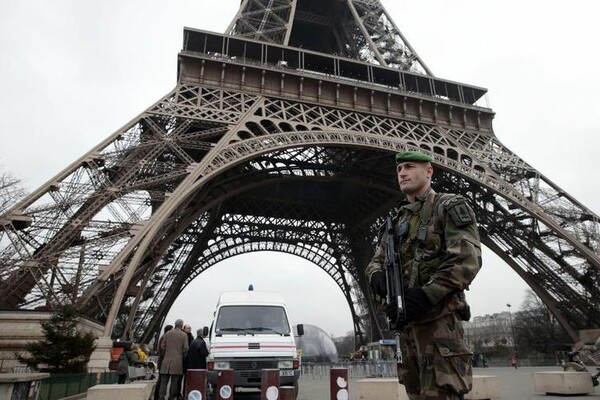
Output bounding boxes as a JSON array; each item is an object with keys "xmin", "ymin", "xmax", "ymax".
[
  {"xmin": 203, "ymin": 326, "xmax": 209, "ymax": 337},
  {"xmin": 296, "ymin": 324, "xmax": 304, "ymax": 336}
]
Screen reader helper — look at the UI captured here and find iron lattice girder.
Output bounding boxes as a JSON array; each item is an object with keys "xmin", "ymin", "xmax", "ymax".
[
  {"xmin": 127, "ymin": 148, "xmax": 396, "ymax": 340},
  {"xmin": 472, "ymin": 190, "xmax": 600, "ymax": 322},
  {"xmin": 227, "ymin": 0, "xmax": 430, "ymax": 74},
  {"xmin": 81, "ymin": 144, "xmax": 391, "ymax": 336},
  {"xmin": 130, "ymin": 212, "xmax": 363, "ymax": 342},
  {"xmin": 0, "ymin": 112, "xmax": 220, "ymax": 308},
  {"xmin": 0, "ymin": 21, "xmax": 598, "ymax": 340},
  {"xmin": 227, "ymin": 0, "xmax": 296, "ymax": 44}
]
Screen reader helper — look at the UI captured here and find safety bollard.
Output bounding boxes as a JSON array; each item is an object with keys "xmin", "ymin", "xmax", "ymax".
[
  {"xmin": 215, "ymin": 369, "xmax": 234, "ymax": 400},
  {"xmin": 185, "ymin": 369, "xmax": 208, "ymax": 400},
  {"xmin": 261, "ymin": 369, "xmax": 280, "ymax": 400},
  {"xmin": 330, "ymin": 368, "xmax": 349, "ymax": 400},
  {"xmin": 279, "ymin": 386, "xmax": 296, "ymax": 400}
]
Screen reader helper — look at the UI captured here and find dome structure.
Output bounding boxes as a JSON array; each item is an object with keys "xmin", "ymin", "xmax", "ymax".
[{"xmin": 295, "ymin": 324, "xmax": 338, "ymax": 363}]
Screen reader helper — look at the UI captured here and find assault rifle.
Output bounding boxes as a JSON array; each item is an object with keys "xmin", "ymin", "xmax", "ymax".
[
  {"xmin": 384, "ymin": 216, "xmax": 407, "ymax": 328},
  {"xmin": 383, "ymin": 216, "xmax": 406, "ymax": 364}
]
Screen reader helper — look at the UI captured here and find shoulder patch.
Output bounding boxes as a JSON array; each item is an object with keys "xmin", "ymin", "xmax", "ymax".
[{"xmin": 443, "ymin": 196, "xmax": 474, "ymax": 227}]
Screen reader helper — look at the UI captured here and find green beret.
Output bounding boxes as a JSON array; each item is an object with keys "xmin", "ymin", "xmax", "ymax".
[{"xmin": 395, "ymin": 151, "xmax": 433, "ymax": 164}]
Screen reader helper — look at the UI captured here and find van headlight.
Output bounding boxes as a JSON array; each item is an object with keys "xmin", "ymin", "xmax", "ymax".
[
  {"xmin": 278, "ymin": 360, "xmax": 293, "ymax": 369},
  {"xmin": 214, "ymin": 361, "xmax": 230, "ymax": 370}
]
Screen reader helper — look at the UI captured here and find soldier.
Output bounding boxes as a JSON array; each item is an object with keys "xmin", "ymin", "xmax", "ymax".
[{"xmin": 366, "ymin": 150, "xmax": 482, "ymax": 400}]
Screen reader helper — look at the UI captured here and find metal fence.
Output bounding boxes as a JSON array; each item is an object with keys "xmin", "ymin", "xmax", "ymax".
[
  {"xmin": 301, "ymin": 361, "xmax": 398, "ymax": 380},
  {"xmin": 300, "ymin": 355, "xmax": 560, "ymax": 380},
  {"xmin": 38, "ymin": 372, "xmax": 117, "ymax": 400}
]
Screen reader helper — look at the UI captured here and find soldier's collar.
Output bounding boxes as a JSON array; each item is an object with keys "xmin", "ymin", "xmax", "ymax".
[
  {"xmin": 403, "ymin": 201, "xmax": 422, "ymax": 213},
  {"xmin": 415, "ymin": 188, "xmax": 435, "ymax": 203},
  {"xmin": 400, "ymin": 189, "xmax": 435, "ymax": 212},
  {"xmin": 405, "ymin": 188, "xmax": 435, "ymax": 204}
]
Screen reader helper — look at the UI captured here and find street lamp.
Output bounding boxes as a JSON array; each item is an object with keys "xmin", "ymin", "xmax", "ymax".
[{"xmin": 506, "ymin": 303, "xmax": 517, "ymax": 357}]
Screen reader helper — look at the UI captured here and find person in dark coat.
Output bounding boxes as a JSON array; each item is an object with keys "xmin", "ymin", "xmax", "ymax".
[
  {"xmin": 117, "ymin": 344, "xmax": 138, "ymax": 384},
  {"xmin": 179, "ymin": 324, "xmax": 195, "ymax": 398},
  {"xmin": 187, "ymin": 328, "xmax": 209, "ymax": 370},
  {"xmin": 117, "ymin": 347, "xmax": 130, "ymax": 384}
]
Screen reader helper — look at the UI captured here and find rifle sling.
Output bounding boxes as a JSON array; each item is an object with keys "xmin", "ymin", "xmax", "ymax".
[{"xmin": 408, "ymin": 191, "xmax": 437, "ymax": 288}]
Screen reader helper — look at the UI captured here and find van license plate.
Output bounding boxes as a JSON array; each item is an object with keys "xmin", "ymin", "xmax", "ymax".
[{"xmin": 279, "ymin": 370, "xmax": 294, "ymax": 377}]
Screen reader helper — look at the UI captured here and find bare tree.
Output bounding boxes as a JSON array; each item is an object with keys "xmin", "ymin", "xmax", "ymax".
[
  {"xmin": 0, "ymin": 171, "xmax": 25, "ymax": 215},
  {"xmin": 514, "ymin": 289, "xmax": 571, "ymax": 355},
  {"xmin": 334, "ymin": 332, "xmax": 355, "ymax": 359}
]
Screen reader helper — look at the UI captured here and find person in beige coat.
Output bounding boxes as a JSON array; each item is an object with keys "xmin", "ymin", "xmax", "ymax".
[{"xmin": 159, "ymin": 319, "xmax": 189, "ymax": 400}]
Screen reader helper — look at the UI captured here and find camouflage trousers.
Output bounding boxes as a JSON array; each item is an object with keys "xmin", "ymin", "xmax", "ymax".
[{"xmin": 398, "ymin": 312, "xmax": 472, "ymax": 399}]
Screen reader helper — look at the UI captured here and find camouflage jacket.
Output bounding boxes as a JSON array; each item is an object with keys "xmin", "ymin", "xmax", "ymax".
[{"xmin": 365, "ymin": 189, "xmax": 482, "ymax": 320}]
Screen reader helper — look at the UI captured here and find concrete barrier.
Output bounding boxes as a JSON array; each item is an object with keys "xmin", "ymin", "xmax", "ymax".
[
  {"xmin": 465, "ymin": 375, "xmax": 500, "ymax": 400},
  {"xmin": 355, "ymin": 378, "xmax": 409, "ymax": 400},
  {"xmin": 355, "ymin": 375, "xmax": 499, "ymax": 400},
  {"xmin": 86, "ymin": 382, "xmax": 155, "ymax": 400},
  {"xmin": 533, "ymin": 371, "xmax": 593, "ymax": 395}
]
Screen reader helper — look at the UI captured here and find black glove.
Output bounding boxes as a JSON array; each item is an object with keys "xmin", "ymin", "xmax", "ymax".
[
  {"xmin": 404, "ymin": 287, "xmax": 433, "ymax": 321},
  {"xmin": 371, "ymin": 270, "xmax": 387, "ymax": 297},
  {"xmin": 386, "ymin": 299, "xmax": 408, "ymax": 331},
  {"xmin": 386, "ymin": 298, "xmax": 399, "ymax": 322}
]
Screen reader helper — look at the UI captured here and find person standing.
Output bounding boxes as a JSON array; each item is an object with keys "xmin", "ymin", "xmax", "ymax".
[
  {"xmin": 159, "ymin": 319, "xmax": 189, "ymax": 400},
  {"xmin": 179, "ymin": 324, "xmax": 195, "ymax": 399},
  {"xmin": 183, "ymin": 325, "xmax": 194, "ymax": 345},
  {"xmin": 366, "ymin": 150, "xmax": 482, "ymax": 400},
  {"xmin": 117, "ymin": 345, "xmax": 132, "ymax": 384},
  {"xmin": 157, "ymin": 325, "xmax": 174, "ymax": 367},
  {"xmin": 187, "ymin": 328, "xmax": 209, "ymax": 370},
  {"xmin": 154, "ymin": 325, "xmax": 173, "ymax": 400}
]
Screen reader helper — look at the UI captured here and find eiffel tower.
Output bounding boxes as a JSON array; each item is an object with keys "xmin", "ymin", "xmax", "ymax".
[{"xmin": 0, "ymin": 0, "xmax": 598, "ymax": 345}]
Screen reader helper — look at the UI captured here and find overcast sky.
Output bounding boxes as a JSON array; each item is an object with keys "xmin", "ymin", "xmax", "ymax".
[{"xmin": 0, "ymin": 1, "xmax": 598, "ymax": 338}]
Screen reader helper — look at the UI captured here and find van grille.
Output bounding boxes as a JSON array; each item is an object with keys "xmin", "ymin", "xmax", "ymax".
[
  {"xmin": 248, "ymin": 343, "xmax": 260, "ymax": 349},
  {"xmin": 231, "ymin": 360, "xmax": 278, "ymax": 370}
]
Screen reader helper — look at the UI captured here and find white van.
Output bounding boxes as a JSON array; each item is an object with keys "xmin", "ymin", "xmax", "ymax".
[{"xmin": 205, "ymin": 287, "xmax": 304, "ymax": 394}]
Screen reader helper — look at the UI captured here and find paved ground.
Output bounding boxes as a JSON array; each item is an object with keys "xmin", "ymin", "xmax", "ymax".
[
  {"xmin": 293, "ymin": 366, "xmax": 600, "ymax": 400},
  {"xmin": 107, "ymin": 366, "xmax": 600, "ymax": 399}
]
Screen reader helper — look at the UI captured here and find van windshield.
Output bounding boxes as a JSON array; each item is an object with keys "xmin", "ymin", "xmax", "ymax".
[{"xmin": 216, "ymin": 305, "xmax": 291, "ymax": 335}]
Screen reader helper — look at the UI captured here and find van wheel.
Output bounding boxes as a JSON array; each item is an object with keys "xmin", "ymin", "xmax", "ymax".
[{"xmin": 294, "ymin": 381, "xmax": 299, "ymax": 399}]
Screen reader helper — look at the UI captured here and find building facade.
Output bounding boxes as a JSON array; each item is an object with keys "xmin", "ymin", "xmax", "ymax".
[{"xmin": 463, "ymin": 312, "xmax": 514, "ymax": 355}]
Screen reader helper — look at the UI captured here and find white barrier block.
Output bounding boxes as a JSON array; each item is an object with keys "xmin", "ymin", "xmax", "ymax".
[
  {"xmin": 465, "ymin": 375, "xmax": 500, "ymax": 399},
  {"xmin": 86, "ymin": 382, "xmax": 155, "ymax": 400},
  {"xmin": 533, "ymin": 371, "xmax": 593, "ymax": 395},
  {"xmin": 356, "ymin": 378, "xmax": 409, "ymax": 400}
]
